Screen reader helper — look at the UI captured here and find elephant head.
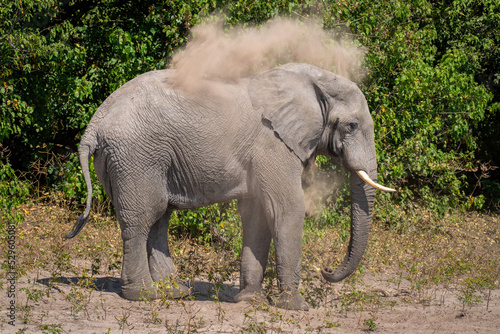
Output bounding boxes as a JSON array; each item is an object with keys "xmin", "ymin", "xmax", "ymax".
[{"xmin": 248, "ymin": 63, "xmax": 394, "ymax": 283}]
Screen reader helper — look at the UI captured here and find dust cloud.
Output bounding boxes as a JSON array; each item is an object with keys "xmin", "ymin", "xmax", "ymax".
[
  {"xmin": 171, "ymin": 18, "xmax": 364, "ymax": 88},
  {"xmin": 171, "ymin": 18, "xmax": 361, "ymax": 216},
  {"xmin": 302, "ymin": 163, "xmax": 347, "ymax": 218}
]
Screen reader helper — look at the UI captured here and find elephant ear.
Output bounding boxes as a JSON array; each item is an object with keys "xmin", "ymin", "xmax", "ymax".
[{"xmin": 248, "ymin": 64, "xmax": 328, "ymax": 163}]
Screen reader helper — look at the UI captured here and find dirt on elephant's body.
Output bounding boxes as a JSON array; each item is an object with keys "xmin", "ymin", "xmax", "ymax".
[{"xmin": 1, "ymin": 204, "xmax": 499, "ymax": 333}]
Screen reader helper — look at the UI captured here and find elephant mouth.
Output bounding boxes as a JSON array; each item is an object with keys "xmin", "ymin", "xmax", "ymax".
[{"xmin": 355, "ymin": 170, "xmax": 395, "ymax": 192}]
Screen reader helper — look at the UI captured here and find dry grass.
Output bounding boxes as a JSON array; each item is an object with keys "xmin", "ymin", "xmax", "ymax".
[{"xmin": 1, "ymin": 199, "xmax": 499, "ymax": 333}]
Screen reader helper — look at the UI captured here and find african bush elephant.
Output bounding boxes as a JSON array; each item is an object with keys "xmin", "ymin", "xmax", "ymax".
[{"xmin": 66, "ymin": 63, "xmax": 394, "ymax": 311}]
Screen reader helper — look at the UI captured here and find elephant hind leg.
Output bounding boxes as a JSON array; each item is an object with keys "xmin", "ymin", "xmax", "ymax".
[
  {"xmin": 117, "ymin": 206, "xmax": 161, "ymax": 300},
  {"xmin": 147, "ymin": 209, "xmax": 189, "ymax": 298},
  {"xmin": 147, "ymin": 209, "xmax": 175, "ymax": 281},
  {"xmin": 111, "ymin": 168, "xmax": 184, "ymax": 300},
  {"xmin": 119, "ymin": 224, "xmax": 154, "ymax": 301}
]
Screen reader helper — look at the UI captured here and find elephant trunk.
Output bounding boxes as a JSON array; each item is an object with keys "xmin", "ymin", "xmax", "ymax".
[{"xmin": 321, "ymin": 169, "xmax": 376, "ymax": 282}]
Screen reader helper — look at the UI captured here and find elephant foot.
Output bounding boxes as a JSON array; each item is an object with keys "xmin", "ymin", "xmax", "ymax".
[
  {"xmin": 121, "ymin": 284, "xmax": 150, "ymax": 301},
  {"xmin": 275, "ymin": 290, "xmax": 309, "ymax": 311},
  {"xmin": 233, "ymin": 286, "xmax": 268, "ymax": 305},
  {"xmin": 121, "ymin": 281, "xmax": 190, "ymax": 301},
  {"xmin": 155, "ymin": 280, "xmax": 190, "ymax": 299}
]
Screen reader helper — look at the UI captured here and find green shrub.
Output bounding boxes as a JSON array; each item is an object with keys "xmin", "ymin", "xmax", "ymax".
[
  {"xmin": 0, "ymin": 148, "xmax": 31, "ymax": 226},
  {"xmin": 48, "ymin": 153, "xmax": 108, "ymax": 211},
  {"xmin": 323, "ymin": 0, "xmax": 496, "ymax": 213},
  {"xmin": 170, "ymin": 201, "xmax": 242, "ymax": 252},
  {"xmin": 1, "ymin": 0, "xmax": 498, "ymax": 238}
]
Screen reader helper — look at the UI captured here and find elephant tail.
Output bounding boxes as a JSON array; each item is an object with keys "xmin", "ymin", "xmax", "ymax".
[{"xmin": 66, "ymin": 141, "xmax": 95, "ymax": 239}]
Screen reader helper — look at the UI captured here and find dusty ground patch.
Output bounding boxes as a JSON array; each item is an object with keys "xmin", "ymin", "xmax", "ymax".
[{"xmin": 1, "ymin": 203, "xmax": 499, "ymax": 333}]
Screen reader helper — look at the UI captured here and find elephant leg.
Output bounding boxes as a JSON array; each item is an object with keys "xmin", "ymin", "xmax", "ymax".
[
  {"xmin": 233, "ymin": 198, "xmax": 271, "ymax": 304},
  {"xmin": 114, "ymin": 173, "xmax": 172, "ymax": 301},
  {"xmin": 254, "ymin": 157, "xmax": 309, "ymax": 311},
  {"xmin": 147, "ymin": 209, "xmax": 189, "ymax": 298},
  {"xmin": 118, "ymin": 208, "xmax": 156, "ymax": 301},
  {"xmin": 272, "ymin": 208, "xmax": 309, "ymax": 311},
  {"xmin": 147, "ymin": 209, "xmax": 175, "ymax": 281}
]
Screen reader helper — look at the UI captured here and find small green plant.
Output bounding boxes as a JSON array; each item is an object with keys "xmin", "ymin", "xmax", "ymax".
[
  {"xmin": 20, "ymin": 285, "xmax": 49, "ymax": 306},
  {"xmin": 206, "ymin": 260, "xmax": 234, "ymax": 323},
  {"xmin": 115, "ymin": 310, "xmax": 132, "ymax": 332},
  {"xmin": 210, "ymin": 282, "xmax": 226, "ymax": 324},
  {"xmin": 363, "ymin": 318, "xmax": 376, "ymax": 331},
  {"xmin": 241, "ymin": 304, "xmax": 268, "ymax": 334},
  {"xmin": 18, "ymin": 305, "xmax": 32, "ymax": 325},
  {"xmin": 115, "ymin": 310, "xmax": 133, "ymax": 333},
  {"xmin": 15, "ymin": 327, "xmax": 28, "ymax": 334},
  {"xmin": 141, "ymin": 279, "xmax": 179, "ymax": 326},
  {"xmin": 40, "ymin": 310, "xmax": 49, "ymax": 326},
  {"xmin": 64, "ymin": 277, "xmax": 96, "ymax": 319},
  {"xmin": 53, "ymin": 247, "xmax": 73, "ymax": 276},
  {"xmin": 148, "ymin": 309, "xmax": 163, "ymax": 326},
  {"xmin": 178, "ymin": 298, "xmax": 201, "ymax": 333},
  {"xmin": 324, "ymin": 319, "xmax": 341, "ymax": 328},
  {"xmin": 40, "ymin": 323, "xmax": 63, "ymax": 334},
  {"xmin": 458, "ymin": 277, "xmax": 485, "ymax": 311},
  {"xmin": 387, "ymin": 276, "xmax": 403, "ymax": 290},
  {"xmin": 241, "ymin": 320, "xmax": 268, "ymax": 334}
]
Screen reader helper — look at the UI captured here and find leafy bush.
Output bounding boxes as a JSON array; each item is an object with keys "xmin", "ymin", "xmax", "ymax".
[
  {"xmin": 323, "ymin": 0, "xmax": 497, "ymax": 211},
  {"xmin": 170, "ymin": 201, "xmax": 242, "ymax": 253},
  {"xmin": 48, "ymin": 153, "xmax": 108, "ymax": 211},
  {"xmin": 0, "ymin": 0, "xmax": 217, "ymax": 169},
  {"xmin": 0, "ymin": 147, "xmax": 30, "ymax": 225}
]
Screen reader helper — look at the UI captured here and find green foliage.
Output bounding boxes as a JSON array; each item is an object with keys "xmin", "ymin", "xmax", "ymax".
[
  {"xmin": 323, "ymin": 0, "xmax": 497, "ymax": 213},
  {"xmin": 0, "ymin": 0, "xmax": 499, "ymax": 239},
  {"xmin": 223, "ymin": 0, "xmax": 316, "ymax": 25},
  {"xmin": 170, "ymin": 201, "xmax": 242, "ymax": 252},
  {"xmin": 363, "ymin": 318, "xmax": 377, "ymax": 331},
  {"xmin": 431, "ymin": 0, "xmax": 500, "ymax": 203},
  {"xmin": 0, "ymin": 148, "xmax": 30, "ymax": 225},
  {"xmin": 48, "ymin": 153, "xmax": 108, "ymax": 209},
  {"xmin": 0, "ymin": 0, "xmax": 217, "ymax": 168},
  {"xmin": 40, "ymin": 323, "xmax": 63, "ymax": 334}
]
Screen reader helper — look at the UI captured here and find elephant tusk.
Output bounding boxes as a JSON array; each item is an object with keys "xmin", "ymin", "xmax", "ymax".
[{"xmin": 355, "ymin": 170, "xmax": 396, "ymax": 192}]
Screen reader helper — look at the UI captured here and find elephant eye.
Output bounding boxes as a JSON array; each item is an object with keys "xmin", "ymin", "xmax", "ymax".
[{"xmin": 348, "ymin": 122, "xmax": 358, "ymax": 132}]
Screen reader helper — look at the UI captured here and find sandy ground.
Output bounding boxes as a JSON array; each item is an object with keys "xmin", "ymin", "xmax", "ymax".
[
  {"xmin": 2, "ymin": 269, "xmax": 499, "ymax": 333},
  {"xmin": 2, "ymin": 206, "xmax": 499, "ymax": 333}
]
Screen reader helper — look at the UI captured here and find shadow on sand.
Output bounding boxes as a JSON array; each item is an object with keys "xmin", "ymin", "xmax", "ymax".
[{"xmin": 37, "ymin": 276, "xmax": 240, "ymax": 302}]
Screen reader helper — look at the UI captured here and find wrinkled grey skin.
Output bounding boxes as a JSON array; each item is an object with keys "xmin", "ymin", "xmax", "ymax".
[{"xmin": 67, "ymin": 63, "xmax": 377, "ymax": 311}]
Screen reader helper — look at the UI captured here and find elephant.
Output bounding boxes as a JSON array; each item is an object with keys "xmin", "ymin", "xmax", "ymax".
[{"xmin": 66, "ymin": 63, "xmax": 394, "ymax": 311}]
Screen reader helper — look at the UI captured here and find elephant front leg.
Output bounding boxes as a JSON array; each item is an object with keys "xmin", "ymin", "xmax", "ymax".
[
  {"xmin": 273, "ymin": 209, "xmax": 309, "ymax": 311},
  {"xmin": 147, "ymin": 210, "xmax": 189, "ymax": 298},
  {"xmin": 233, "ymin": 199, "xmax": 271, "ymax": 304}
]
